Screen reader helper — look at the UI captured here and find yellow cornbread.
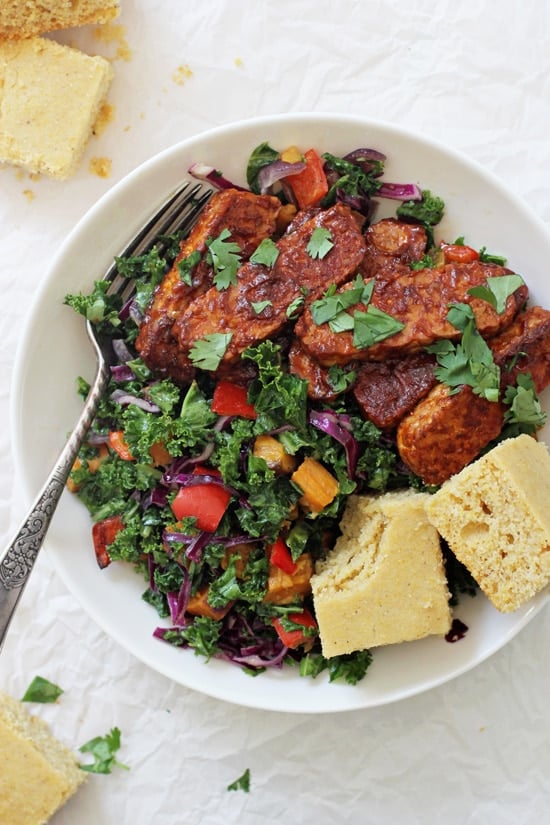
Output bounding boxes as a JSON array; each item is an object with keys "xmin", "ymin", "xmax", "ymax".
[
  {"xmin": 0, "ymin": 37, "xmax": 113, "ymax": 179},
  {"xmin": 311, "ymin": 490, "xmax": 452, "ymax": 657},
  {"xmin": 425, "ymin": 434, "xmax": 550, "ymax": 612},
  {"xmin": 0, "ymin": 692, "xmax": 86, "ymax": 825},
  {"xmin": 0, "ymin": 1, "xmax": 120, "ymax": 40}
]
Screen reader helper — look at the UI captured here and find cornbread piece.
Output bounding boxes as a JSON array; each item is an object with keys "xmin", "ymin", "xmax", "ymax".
[
  {"xmin": 425, "ymin": 434, "xmax": 550, "ymax": 612},
  {"xmin": 0, "ymin": 37, "xmax": 113, "ymax": 179},
  {"xmin": 0, "ymin": 692, "xmax": 86, "ymax": 825},
  {"xmin": 0, "ymin": 1, "xmax": 120, "ymax": 39},
  {"xmin": 311, "ymin": 491, "xmax": 452, "ymax": 657}
]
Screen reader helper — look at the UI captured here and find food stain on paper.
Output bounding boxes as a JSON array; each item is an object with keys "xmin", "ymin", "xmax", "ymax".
[{"xmin": 93, "ymin": 23, "xmax": 132, "ymax": 62}]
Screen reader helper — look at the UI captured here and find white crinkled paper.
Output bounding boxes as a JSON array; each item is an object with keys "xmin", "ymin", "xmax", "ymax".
[{"xmin": 1, "ymin": 1, "xmax": 549, "ymax": 822}]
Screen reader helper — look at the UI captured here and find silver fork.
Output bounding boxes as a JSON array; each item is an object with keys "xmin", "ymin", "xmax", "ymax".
[{"xmin": 0, "ymin": 180, "xmax": 213, "ymax": 649}]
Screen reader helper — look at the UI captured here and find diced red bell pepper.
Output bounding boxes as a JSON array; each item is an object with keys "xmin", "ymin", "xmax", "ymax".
[
  {"xmin": 440, "ymin": 242, "xmax": 479, "ymax": 264},
  {"xmin": 172, "ymin": 483, "xmax": 231, "ymax": 532},
  {"xmin": 211, "ymin": 380, "xmax": 257, "ymax": 419},
  {"xmin": 91, "ymin": 515, "xmax": 124, "ymax": 569},
  {"xmin": 272, "ymin": 608, "xmax": 318, "ymax": 649},
  {"xmin": 108, "ymin": 430, "xmax": 134, "ymax": 461},
  {"xmin": 268, "ymin": 537, "xmax": 297, "ymax": 575},
  {"xmin": 284, "ymin": 148, "xmax": 329, "ymax": 210}
]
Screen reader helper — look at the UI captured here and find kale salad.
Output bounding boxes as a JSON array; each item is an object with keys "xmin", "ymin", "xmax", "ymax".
[{"xmin": 65, "ymin": 141, "xmax": 541, "ymax": 685}]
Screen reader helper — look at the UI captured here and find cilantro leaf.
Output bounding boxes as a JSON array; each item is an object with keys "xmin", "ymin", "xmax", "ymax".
[
  {"xmin": 310, "ymin": 276, "xmax": 374, "ymax": 326},
  {"xmin": 22, "ymin": 676, "xmax": 63, "ymax": 704},
  {"xmin": 503, "ymin": 373, "xmax": 547, "ymax": 432},
  {"xmin": 79, "ymin": 727, "xmax": 129, "ymax": 774},
  {"xmin": 467, "ymin": 274, "xmax": 525, "ymax": 314},
  {"xmin": 227, "ymin": 768, "xmax": 251, "ymax": 792},
  {"xmin": 249, "ymin": 238, "xmax": 280, "ymax": 267},
  {"xmin": 189, "ymin": 332, "xmax": 233, "ymax": 371},
  {"xmin": 250, "ymin": 299, "xmax": 273, "ymax": 315},
  {"xmin": 426, "ymin": 303, "xmax": 500, "ymax": 401},
  {"xmin": 306, "ymin": 227, "xmax": 334, "ymax": 259},
  {"xmin": 206, "ymin": 229, "xmax": 242, "ymax": 289},
  {"xmin": 352, "ymin": 306, "xmax": 405, "ymax": 349}
]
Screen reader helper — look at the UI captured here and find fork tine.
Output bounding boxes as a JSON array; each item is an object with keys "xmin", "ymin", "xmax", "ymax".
[{"xmin": 105, "ymin": 181, "xmax": 214, "ymax": 297}]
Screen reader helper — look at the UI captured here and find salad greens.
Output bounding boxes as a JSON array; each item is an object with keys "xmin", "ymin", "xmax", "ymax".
[{"xmin": 65, "ymin": 139, "xmax": 545, "ymax": 686}]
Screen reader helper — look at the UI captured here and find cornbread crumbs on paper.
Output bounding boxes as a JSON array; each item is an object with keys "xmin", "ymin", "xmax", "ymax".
[
  {"xmin": 172, "ymin": 64, "xmax": 193, "ymax": 85},
  {"xmin": 22, "ymin": 188, "xmax": 35, "ymax": 201},
  {"xmin": 93, "ymin": 23, "xmax": 132, "ymax": 61},
  {"xmin": 89, "ymin": 156, "xmax": 112, "ymax": 178},
  {"xmin": 92, "ymin": 102, "xmax": 115, "ymax": 137},
  {"xmin": 234, "ymin": 57, "xmax": 243, "ymax": 67}
]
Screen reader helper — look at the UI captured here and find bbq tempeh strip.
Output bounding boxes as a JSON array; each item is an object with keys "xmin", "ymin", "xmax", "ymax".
[
  {"xmin": 173, "ymin": 203, "xmax": 366, "ymax": 368},
  {"xmin": 136, "ymin": 189, "xmax": 281, "ymax": 384},
  {"xmin": 295, "ymin": 261, "xmax": 529, "ymax": 366},
  {"xmin": 396, "ymin": 306, "xmax": 550, "ymax": 485}
]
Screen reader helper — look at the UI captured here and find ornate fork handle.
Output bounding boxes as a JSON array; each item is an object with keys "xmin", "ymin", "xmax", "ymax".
[{"xmin": 0, "ymin": 361, "xmax": 109, "ymax": 649}]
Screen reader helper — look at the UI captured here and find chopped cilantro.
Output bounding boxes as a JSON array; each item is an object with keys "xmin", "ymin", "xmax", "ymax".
[
  {"xmin": 22, "ymin": 676, "xmax": 63, "ymax": 704},
  {"xmin": 426, "ymin": 303, "xmax": 500, "ymax": 401},
  {"xmin": 310, "ymin": 276, "xmax": 373, "ymax": 326},
  {"xmin": 352, "ymin": 305, "xmax": 405, "ymax": 349},
  {"xmin": 467, "ymin": 273, "xmax": 525, "ymax": 314},
  {"xmin": 227, "ymin": 768, "xmax": 251, "ymax": 793},
  {"xmin": 79, "ymin": 727, "xmax": 129, "ymax": 774},
  {"xmin": 286, "ymin": 295, "xmax": 305, "ymax": 319},
  {"xmin": 189, "ymin": 332, "xmax": 233, "ymax": 371},
  {"xmin": 250, "ymin": 299, "xmax": 273, "ymax": 315},
  {"xmin": 503, "ymin": 373, "xmax": 547, "ymax": 432},
  {"xmin": 250, "ymin": 238, "xmax": 280, "ymax": 267},
  {"xmin": 307, "ymin": 227, "xmax": 334, "ymax": 259},
  {"xmin": 206, "ymin": 229, "xmax": 242, "ymax": 289}
]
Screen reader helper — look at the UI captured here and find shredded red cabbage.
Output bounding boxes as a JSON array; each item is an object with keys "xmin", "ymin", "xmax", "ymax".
[
  {"xmin": 188, "ymin": 162, "xmax": 247, "ymax": 191},
  {"xmin": 308, "ymin": 408, "xmax": 360, "ymax": 479},
  {"xmin": 257, "ymin": 159, "xmax": 306, "ymax": 193}
]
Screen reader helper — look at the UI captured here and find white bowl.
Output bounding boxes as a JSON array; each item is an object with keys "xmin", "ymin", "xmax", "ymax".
[{"xmin": 11, "ymin": 113, "xmax": 550, "ymax": 713}]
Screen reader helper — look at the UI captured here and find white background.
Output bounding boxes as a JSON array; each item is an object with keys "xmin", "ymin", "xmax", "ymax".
[{"xmin": 1, "ymin": 1, "xmax": 549, "ymax": 822}]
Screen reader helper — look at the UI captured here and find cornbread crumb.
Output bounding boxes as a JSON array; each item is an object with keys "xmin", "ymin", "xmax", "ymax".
[
  {"xmin": 89, "ymin": 155, "xmax": 112, "ymax": 177},
  {"xmin": 172, "ymin": 64, "xmax": 193, "ymax": 85},
  {"xmin": 0, "ymin": 37, "xmax": 113, "ymax": 179},
  {"xmin": 425, "ymin": 434, "xmax": 550, "ymax": 612},
  {"xmin": 0, "ymin": 0, "xmax": 120, "ymax": 40},
  {"xmin": 22, "ymin": 188, "xmax": 35, "ymax": 201},
  {"xmin": 311, "ymin": 490, "xmax": 452, "ymax": 656},
  {"xmin": 0, "ymin": 692, "xmax": 86, "ymax": 825}
]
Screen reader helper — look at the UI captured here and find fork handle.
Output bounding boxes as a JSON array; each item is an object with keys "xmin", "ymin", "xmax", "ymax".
[{"xmin": 0, "ymin": 365, "xmax": 110, "ymax": 649}]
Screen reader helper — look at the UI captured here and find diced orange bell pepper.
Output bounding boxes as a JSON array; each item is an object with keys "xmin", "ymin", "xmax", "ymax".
[
  {"xmin": 108, "ymin": 430, "xmax": 134, "ymax": 461},
  {"xmin": 284, "ymin": 148, "xmax": 329, "ymax": 210}
]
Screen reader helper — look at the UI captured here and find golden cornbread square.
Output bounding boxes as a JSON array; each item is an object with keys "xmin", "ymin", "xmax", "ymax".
[
  {"xmin": 0, "ymin": 37, "xmax": 113, "ymax": 179},
  {"xmin": 311, "ymin": 490, "xmax": 452, "ymax": 657},
  {"xmin": 425, "ymin": 434, "xmax": 550, "ymax": 613},
  {"xmin": 0, "ymin": 1, "xmax": 120, "ymax": 40},
  {"xmin": 0, "ymin": 692, "xmax": 86, "ymax": 825}
]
